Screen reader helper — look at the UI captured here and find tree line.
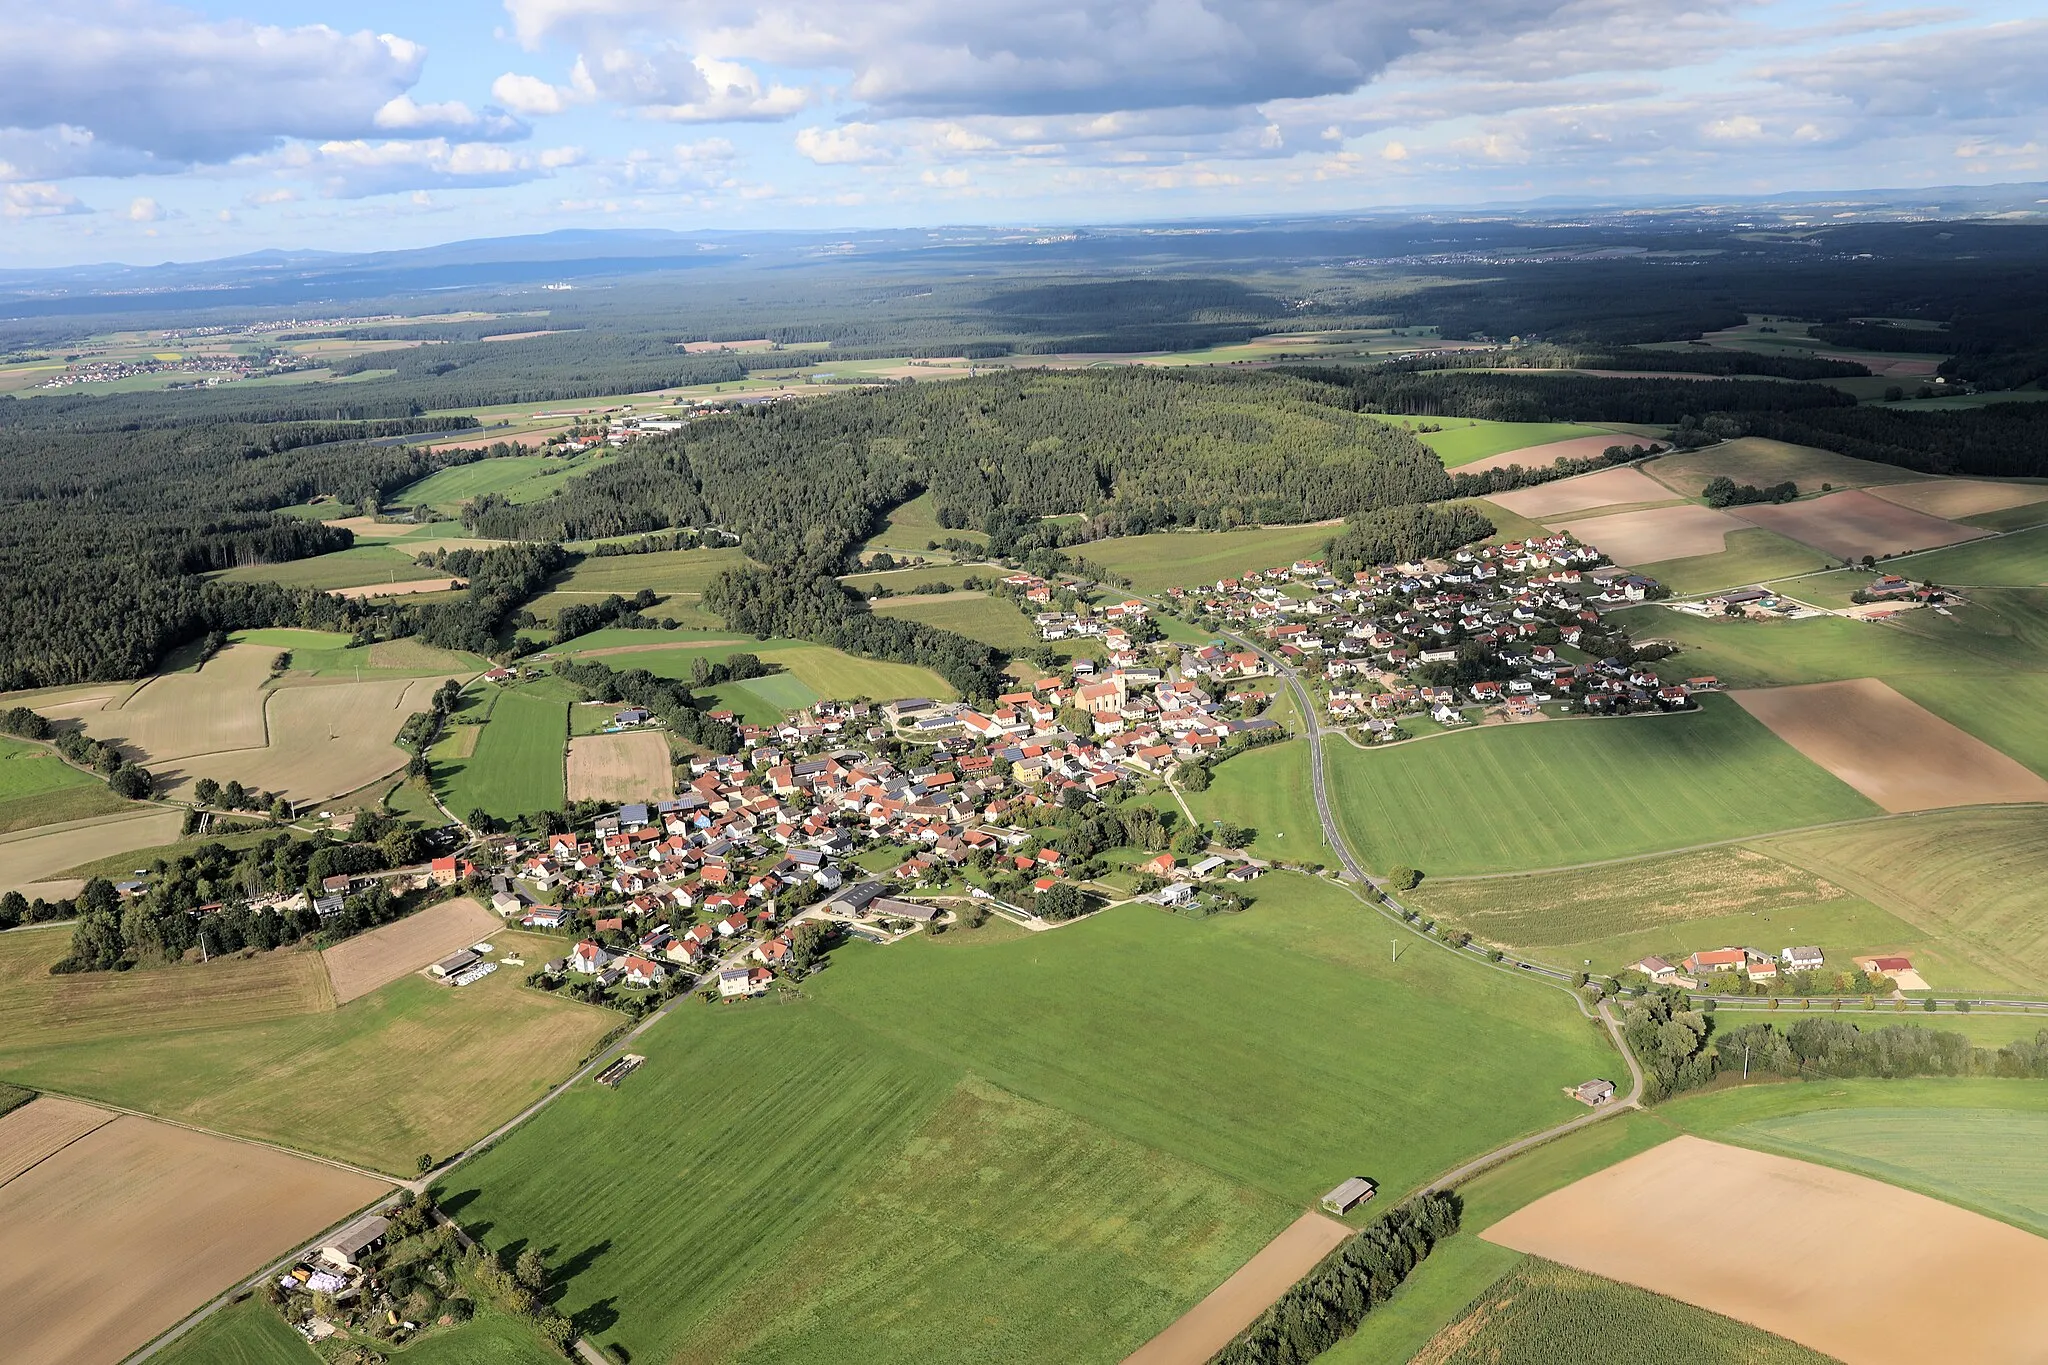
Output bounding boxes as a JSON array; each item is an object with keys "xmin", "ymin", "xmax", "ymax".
[
  {"xmin": 1283, "ymin": 365, "xmax": 1856, "ymax": 424},
  {"xmin": 1738, "ymin": 403, "xmax": 2048, "ymax": 479}
]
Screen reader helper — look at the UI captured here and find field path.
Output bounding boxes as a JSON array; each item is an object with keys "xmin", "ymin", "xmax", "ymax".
[{"xmin": 1121, "ymin": 1213, "xmax": 1352, "ymax": 1365}]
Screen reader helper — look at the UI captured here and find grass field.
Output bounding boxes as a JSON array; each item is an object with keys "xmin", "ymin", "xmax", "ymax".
[
  {"xmin": 443, "ymin": 874, "xmax": 1614, "ymax": 1363},
  {"xmin": 392, "ymin": 451, "xmax": 608, "ymax": 515},
  {"xmin": 1079, "ymin": 523, "xmax": 1339, "ymax": 591},
  {"xmin": 539, "ymin": 545, "xmax": 750, "ymax": 601},
  {"xmin": 1631, "ymin": 610, "xmax": 1980, "ymax": 687},
  {"xmin": 840, "ymin": 561, "xmax": 1006, "ymax": 593},
  {"xmin": 1411, "ymin": 1258, "xmax": 1832, "ymax": 1365},
  {"xmin": 1182, "ymin": 739, "xmax": 1324, "ymax": 864},
  {"xmin": 0, "ymin": 927, "xmax": 612, "ymax": 1174},
  {"xmin": 0, "ymin": 736, "xmax": 127, "ymax": 835},
  {"xmin": 1644, "ymin": 437, "xmax": 1920, "ymax": 498},
  {"xmin": 434, "ymin": 686, "xmax": 567, "ymax": 822},
  {"xmin": 1882, "ymin": 524, "xmax": 2048, "ymax": 586},
  {"xmin": 213, "ymin": 543, "xmax": 450, "ymax": 591},
  {"xmin": 858, "ymin": 490, "xmax": 985, "ymax": 555},
  {"xmin": 1630, "ymin": 527, "xmax": 1833, "ymax": 596},
  {"xmin": 869, "ymin": 591, "xmax": 1040, "ymax": 651},
  {"xmin": 1324, "ymin": 697, "xmax": 1877, "ymax": 877},
  {"xmin": 726, "ymin": 670, "xmax": 822, "ymax": 714},
  {"xmin": 1370, "ymin": 417, "xmax": 1611, "ymax": 468},
  {"xmin": 152, "ymin": 1297, "xmax": 317, "ymax": 1365},
  {"xmin": 1762, "ymin": 808, "xmax": 2048, "ymax": 994}
]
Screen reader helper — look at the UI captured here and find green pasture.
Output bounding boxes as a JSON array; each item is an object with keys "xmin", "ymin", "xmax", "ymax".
[
  {"xmin": 0, "ymin": 735, "xmax": 123, "ymax": 835},
  {"xmin": 443, "ymin": 874, "xmax": 1614, "ymax": 1364},
  {"xmin": 1370, "ymin": 416, "xmax": 1613, "ymax": 468},
  {"xmin": 1634, "ymin": 528, "xmax": 1832, "ymax": 596},
  {"xmin": 544, "ymin": 625, "xmax": 746, "ymax": 653},
  {"xmin": 1323, "ymin": 696, "xmax": 1878, "ymax": 877},
  {"xmin": 554, "ymin": 634, "xmax": 951, "ymax": 702},
  {"xmin": 392, "ymin": 451, "xmax": 608, "ymax": 515},
  {"xmin": 1080, "ymin": 523, "xmax": 1338, "ymax": 592},
  {"xmin": 434, "ymin": 685, "xmax": 567, "ymax": 821},
  {"xmin": 1884, "ymin": 524, "xmax": 2048, "ymax": 586},
  {"xmin": 869, "ymin": 592, "xmax": 1040, "ymax": 651},
  {"xmin": 151, "ymin": 1298, "xmax": 318, "ymax": 1365},
  {"xmin": 1631, "ymin": 609, "xmax": 1983, "ymax": 687},
  {"xmin": 728, "ymin": 671, "xmax": 821, "ymax": 715},
  {"xmin": 1182, "ymin": 739, "xmax": 1323, "ymax": 864},
  {"xmin": 1891, "ymin": 672, "xmax": 2048, "ymax": 778},
  {"xmin": 212, "ymin": 543, "xmax": 431, "ymax": 591},
  {"xmin": 1961, "ymin": 500, "xmax": 2048, "ymax": 533},
  {"xmin": 227, "ymin": 628, "xmax": 484, "ymax": 679},
  {"xmin": 858, "ymin": 490, "xmax": 986, "ymax": 555},
  {"xmin": 840, "ymin": 561, "xmax": 1003, "ymax": 593}
]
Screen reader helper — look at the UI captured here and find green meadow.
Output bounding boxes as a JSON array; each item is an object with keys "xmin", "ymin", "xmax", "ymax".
[
  {"xmin": 0, "ymin": 735, "xmax": 127, "ymax": 835},
  {"xmin": 392, "ymin": 451, "xmax": 608, "ymax": 515},
  {"xmin": 1632, "ymin": 528, "xmax": 1832, "ymax": 597},
  {"xmin": 1323, "ymin": 696, "xmax": 1877, "ymax": 877},
  {"xmin": 1370, "ymin": 416, "xmax": 1613, "ymax": 467},
  {"xmin": 441, "ymin": 875, "xmax": 1614, "ymax": 1364},
  {"xmin": 868, "ymin": 591, "xmax": 1041, "ymax": 651},
  {"xmin": 1183, "ymin": 738, "xmax": 1326, "ymax": 863},
  {"xmin": 1079, "ymin": 523, "xmax": 1339, "ymax": 591},
  {"xmin": 435, "ymin": 685, "xmax": 568, "ymax": 821}
]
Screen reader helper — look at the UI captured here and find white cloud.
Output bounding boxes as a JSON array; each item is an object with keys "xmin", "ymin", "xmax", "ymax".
[
  {"xmin": 795, "ymin": 124, "xmax": 895, "ymax": 165},
  {"xmin": 2, "ymin": 183, "xmax": 87, "ymax": 218},
  {"xmin": 243, "ymin": 188, "xmax": 300, "ymax": 206},
  {"xmin": 493, "ymin": 72, "xmax": 581, "ymax": 116},
  {"xmin": 124, "ymin": 196, "xmax": 166, "ymax": 222},
  {"xmin": 373, "ymin": 95, "xmax": 527, "ymax": 141},
  {"xmin": 1761, "ymin": 19, "xmax": 2048, "ymax": 118},
  {"xmin": 273, "ymin": 138, "xmax": 584, "ymax": 199}
]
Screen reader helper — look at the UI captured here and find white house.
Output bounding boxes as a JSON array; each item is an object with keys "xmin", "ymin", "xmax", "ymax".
[{"xmin": 570, "ymin": 939, "xmax": 613, "ymax": 975}]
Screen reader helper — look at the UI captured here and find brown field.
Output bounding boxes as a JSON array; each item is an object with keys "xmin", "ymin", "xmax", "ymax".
[
  {"xmin": 1827, "ymin": 354, "xmax": 1940, "ymax": 377},
  {"xmin": 1867, "ymin": 479, "xmax": 2048, "ymax": 520},
  {"xmin": 1551, "ymin": 504, "xmax": 1745, "ymax": 564},
  {"xmin": 0, "ymin": 924, "xmax": 334, "ymax": 1048},
  {"xmin": 1491, "ymin": 465, "xmax": 1678, "ymax": 518},
  {"xmin": 566, "ymin": 730, "xmax": 673, "ymax": 803},
  {"xmin": 682, "ymin": 337, "xmax": 777, "ymax": 353},
  {"xmin": 321, "ymin": 897, "xmax": 500, "ymax": 1004},
  {"xmin": 0, "ymin": 809, "xmax": 187, "ymax": 897},
  {"xmin": 0, "ymin": 1095, "xmax": 115, "ymax": 1185},
  {"xmin": 332, "ymin": 576, "xmax": 463, "ymax": 598},
  {"xmin": 1458, "ymin": 435, "xmax": 1631, "ymax": 475},
  {"xmin": 1483, "ymin": 1135, "xmax": 2048, "ymax": 1365},
  {"xmin": 1732, "ymin": 678, "xmax": 2048, "ymax": 813},
  {"xmin": 1122, "ymin": 1212, "xmax": 1352, "ymax": 1365},
  {"xmin": 156, "ymin": 674, "xmax": 467, "ymax": 805},
  {"xmin": 1645, "ymin": 437, "xmax": 1920, "ymax": 497},
  {"xmin": 1732, "ymin": 489, "xmax": 1988, "ymax": 561},
  {"xmin": 319, "ymin": 515, "xmax": 413, "ymax": 538},
  {"xmin": 428, "ymin": 425, "xmax": 570, "ymax": 452},
  {"xmin": 81, "ymin": 643, "xmax": 277, "ymax": 762},
  {"xmin": 0, "ymin": 1108, "xmax": 387, "ymax": 1365}
]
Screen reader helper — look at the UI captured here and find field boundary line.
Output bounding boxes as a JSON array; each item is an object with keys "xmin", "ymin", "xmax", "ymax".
[
  {"xmin": 11, "ymin": 1085, "xmax": 399, "ymax": 1184},
  {"xmin": 0, "ymin": 1103, "xmax": 119, "ymax": 1192}
]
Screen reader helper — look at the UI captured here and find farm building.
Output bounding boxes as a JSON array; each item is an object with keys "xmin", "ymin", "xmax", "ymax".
[
  {"xmin": 1630, "ymin": 955, "xmax": 1678, "ymax": 983},
  {"xmin": 870, "ymin": 896, "xmax": 939, "ymax": 924},
  {"xmin": 1320, "ymin": 1177, "xmax": 1377, "ymax": 1215},
  {"xmin": 1574, "ymin": 1079, "xmax": 1616, "ymax": 1106},
  {"xmin": 1782, "ymin": 945, "xmax": 1825, "ymax": 969},
  {"xmin": 317, "ymin": 1214, "xmax": 390, "ymax": 1274},
  {"xmin": 430, "ymin": 949, "xmax": 480, "ymax": 979}
]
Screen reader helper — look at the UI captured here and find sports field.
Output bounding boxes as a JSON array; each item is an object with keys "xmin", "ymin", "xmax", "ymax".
[
  {"xmin": 1182, "ymin": 738, "xmax": 1324, "ymax": 863},
  {"xmin": 1411, "ymin": 1258, "xmax": 1830, "ymax": 1365},
  {"xmin": 1370, "ymin": 417, "xmax": 1612, "ymax": 468},
  {"xmin": 1483, "ymin": 1136, "xmax": 2048, "ymax": 1365},
  {"xmin": 435, "ymin": 686, "xmax": 568, "ymax": 821},
  {"xmin": 1323, "ymin": 697, "xmax": 1877, "ymax": 876},
  {"xmin": 565, "ymin": 730, "xmax": 673, "ymax": 802},
  {"xmin": 0, "ymin": 1102, "xmax": 387, "ymax": 1365},
  {"xmin": 441, "ymin": 875, "xmax": 1614, "ymax": 1364},
  {"xmin": 0, "ymin": 927, "xmax": 613, "ymax": 1174},
  {"xmin": 870, "ymin": 590, "xmax": 1041, "ymax": 651},
  {"xmin": 1078, "ymin": 523, "xmax": 1339, "ymax": 591}
]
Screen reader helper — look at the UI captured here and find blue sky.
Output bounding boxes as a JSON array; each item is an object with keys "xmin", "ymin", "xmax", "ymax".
[{"xmin": 2, "ymin": 0, "xmax": 2044, "ymax": 265}]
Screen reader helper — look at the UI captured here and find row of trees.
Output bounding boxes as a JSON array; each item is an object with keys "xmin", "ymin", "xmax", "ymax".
[{"xmin": 0, "ymin": 705, "xmax": 155, "ymax": 798}]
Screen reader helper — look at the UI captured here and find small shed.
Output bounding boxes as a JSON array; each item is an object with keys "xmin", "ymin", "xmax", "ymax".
[
  {"xmin": 431, "ymin": 949, "xmax": 480, "ymax": 979},
  {"xmin": 1320, "ymin": 1177, "xmax": 1376, "ymax": 1216},
  {"xmin": 1575, "ymin": 1079, "xmax": 1616, "ymax": 1106}
]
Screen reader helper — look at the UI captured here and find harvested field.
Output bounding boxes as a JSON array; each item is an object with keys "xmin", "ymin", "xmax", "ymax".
[
  {"xmin": 332, "ymin": 576, "xmax": 462, "ymax": 598},
  {"xmin": 1457, "ymin": 434, "xmax": 1635, "ymax": 475},
  {"xmin": 1123, "ymin": 1213, "xmax": 1352, "ymax": 1365},
  {"xmin": 565, "ymin": 731, "xmax": 673, "ymax": 803},
  {"xmin": 1831, "ymin": 355, "xmax": 1939, "ymax": 376},
  {"xmin": 322, "ymin": 897, "xmax": 500, "ymax": 1005},
  {"xmin": 0, "ymin": 1095, "xmax": 115, "ymax": 1186},
  {"xmin": 1867, "ymin": 478, "xmax": 2048, "ymax": 520},
  {"xmin": 1551, "ymin": 504, "xmax": 1744, "ymax": 564},
  {"xmin": 1732, "ymin": 489, "xmax": 1987, "ymax": 561},
  {"xmin": 82, "ymin": 643, "xmax": 276, "ymax": 762},
  {"xmin": 0, "ymin": 1110, "xmax": 387, "ymax": 1365},
  {"xmin": 1491, "ymin": 465, "xmax": 1677, "ymax": 519},
  {"xmin": 1645, "ymin": 438, "xmax": 1917, "ymax": 498},
  {"xmin": 1482, "ymin": 1135, "xmax": 2048, "ymax": 1365},
  {"xmin": 1731, "ymin": 678, "xmax": 2048, "ymax": 812},
  {"xmin": 0, "ymin": 809, "xmax": 186, "ymax": 896}
]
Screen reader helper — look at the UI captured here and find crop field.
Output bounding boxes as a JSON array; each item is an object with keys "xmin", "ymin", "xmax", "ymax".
[
  {"xmin": 1483, "ymin": 1136, "xmax": 2048, "ymax": 1365},
  {"xmin": 1731, "ymin": 678, "xmax": 2048, "ymax": 812},
  {"xmin": 1554, "ymin": 503, "xmax": 1743, "ymax": 564},
  {"xmin": 1733, "ymin": 489, "xmax": 1987, "ymax": 562},
  {"xmin": 0, "ymin": 808, "xmax": 190, "ymax": 897},
  {"xmin": 1869, "ymin": 478, "xmax": 2048, "ymax": 521},
  {"xmin": 393, "ymin": 451, "xmax": 608, "ymax": 514},
  {"xmin": 82, "ymin": 642, "xmax": 277, "ymax": 760},
  {"xmin": 212, "ymin": 542, "xmax": 449, "ymax": 591},
  {"xmin": 0, "ymin": 1104, "xmax": 388, "ymax": 1365},
  {"xmin": 152, "ymin": 1297, "xmax": 322, "ymax": 1365},
  {"xmin": 1183, "ymin": 739, "xmax": 1325, "ymax": 863},
  {"xmin": 0, "ymin": 927, "xmax": 613, "ymax": 1174},
  {"xmin": 1645, "ymin": 438, "xmax": 1919, "ymax": 498},
  {"xmin": 1078, "ymin": 522, "xmax": 1340, "ymax": 591},
  {"xmin": 565, "ymin": 730, "xmax": 674, "ymax": 803},
  {"xmin": 869, "ymin": 590, "xmax": 1040, "ymax": 650},
  {"xmin": 0, "ymin": 1095, "xmax": 115, "ymax": 1183},
  {"xmin": 435, "ymin": 686, "xmax": 567, "ymax": 821},
  {"xmin": 1489, "ymin": 464, "xmax": 1677, "ymax": 518},
  {"xmin": 1460, "ymin": 433, "xmax": 1651, "ymax": 476},
  {"xmin": 443, "ymin": 875, "xmax": 1613, "ymax": 1363},
  {"xmin": 1631, "ymin": 527, "xmax": 1834, "ymax": 596},
  {"xmin": 1324, "ymin": 697, "xmax": 1877, "ymax": 877},
  {"xmin": 1762, "ymin": 808, "xmax": 2048, "ymax": 993},
  {"xmin": 1412, "ymin": 1258, "xmax": 1831, "ymax": 1365},
  {"xmin": 322, "ymin": 897, "xmax": 502, "ymax": 1004},
  {"xmin": 1722, "ymin": 1107, "xmax": 2048, "ymax": 1237},
  {"xmin": 1885, "ymin": 523, "xmax": 2048, "ymax": 586},
  {"xmin": 1369, "ymin": 417, "xmax": 1613, "ymax": 468}
]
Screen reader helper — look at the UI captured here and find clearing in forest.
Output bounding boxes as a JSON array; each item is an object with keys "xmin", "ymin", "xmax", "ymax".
[
  {"xmin": 565, "ymin": 730, "xmax": 673, "ymax": 803},
  {"xmin": 1731, "ymin": 678, "xmax": 2048, "ymax": 812},
  {"xmin": 322, "ymin": 897, "xmax": 502, "ymax": 1005},
  {"xmin": 0, "ymin": 1105, "xmax": 387, "ymax": 1365},
  {"xmin": 1483, "ymin": 1135, "xmax": 2048, "ymax": 1365}
]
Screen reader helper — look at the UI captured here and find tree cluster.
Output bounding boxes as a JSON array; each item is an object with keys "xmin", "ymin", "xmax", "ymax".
[{"xmin": 1701, "ymin": 476, "xmax": 1798, "ymax": 507}]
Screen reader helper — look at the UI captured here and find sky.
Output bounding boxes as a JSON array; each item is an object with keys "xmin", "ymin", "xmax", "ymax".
[{"xmin": 1, "ymin": 0, "xmax": 2044, "ymax": 266}]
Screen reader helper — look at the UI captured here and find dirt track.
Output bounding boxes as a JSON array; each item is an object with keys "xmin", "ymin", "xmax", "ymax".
[
  {"xmin": 1491, "ymin": 465, "xmax": 1676, "ymax": 518},
  {"xmin": 566, "ymin": 731, "xmax": 674, "ymax": 804},
  {"xmin": 1483, "ymin": 1135, "xmax": 2048, "ymax": 1365},
  {"xmin": 0, "ymin": 1107, "xmax": 387, "ymax": 1365},
  {"xmin": 321, "ymin": 897, "xmax": 501, "ymax": 1004},
  {"xmin": 1120, "ymin": 1212, "xmax": 1351, "ymax": 1365},
  {"xmin": 1732, "ymin": 678, "xmax": 2048, "ymax": 812}
]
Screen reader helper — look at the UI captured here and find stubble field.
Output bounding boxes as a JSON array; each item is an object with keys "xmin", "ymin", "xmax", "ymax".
[
  {"xmin": 564, "ymin": 730, "xmax": 673, "ymax": 803},
  {"xmin": 321, "ymin": 897, "xmax": 502, "ymax": 1004}
]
